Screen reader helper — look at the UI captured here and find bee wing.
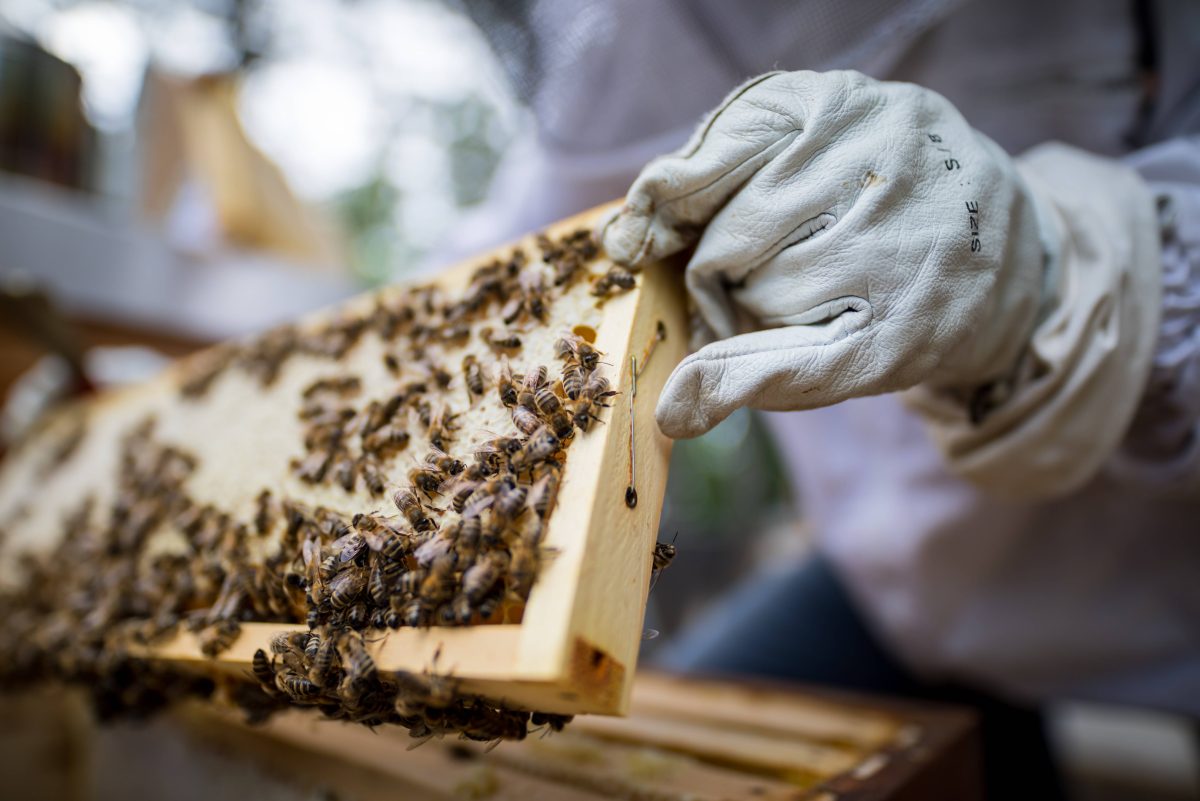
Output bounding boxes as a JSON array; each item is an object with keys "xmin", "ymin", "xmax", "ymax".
[{"xmin": 462, "ymin": 494, "xmax": 496, "ymax": 519}]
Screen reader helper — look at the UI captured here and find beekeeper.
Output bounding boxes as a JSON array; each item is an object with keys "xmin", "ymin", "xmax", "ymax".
[{"xmin": 457, "ymin": 0, "xmax": 1199, "ymax": 793}]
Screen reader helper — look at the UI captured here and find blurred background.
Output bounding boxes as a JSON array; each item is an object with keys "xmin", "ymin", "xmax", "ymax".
[{"xmin": 0, "ymin": 4, "xmax": 1194, "ymax": 799}]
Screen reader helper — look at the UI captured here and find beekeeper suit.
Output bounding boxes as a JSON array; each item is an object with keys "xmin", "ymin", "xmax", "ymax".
[{"xmin": 457, "ymin": 0, "xmax": 1200, "ymax": 721}]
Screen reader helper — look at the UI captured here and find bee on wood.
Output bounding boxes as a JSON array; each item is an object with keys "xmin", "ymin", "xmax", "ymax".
[
  {"xmin": 650, "ymin": 534, "xmax": 678, "ymax": 592},
  {"xmin": 251, "ymin": 648, "xmax": 278, "ymax": 691},
  {"xmin": 561, "ymin": 363, "xmax": 585, "ymax": 400},
  {"xmin": 392, "ymin": 489, "xmax": 436, "ymax": 533},
  {"xmin": 198, "ymin": 619, "xmax": 241, "ymax": 657},
  {"xmin": 530, "ymin": 712, "xmax": 573, "ymax": 734},
  {"xmin": 554, "ymin": 332, "xmax": 600, "ymax": 371},
  {"xmin": 511, "ymin": 427, "xmax": 561, "ymax": 472},
  {"xmin": 591, "ymin": 265, "xmax": 638, "ymax": 297},
  {"xmin": 462, "ymin": 354, "xmax": 485, "ymax": 402},
  {"xmin": 572, "ymin": 393, "xmax": 611, "ymax": 432},
  {"xmin": 652, "ymin": 539, "xmax": 677, "ymax": 574},
  {"xmin": 529, "ymin": 469, "xmax": 560, "ymax": 521},
  {"xmin": 359, "ymin": 457, "xmax": 386, "ymax": 496},
  {"xmin": 457, "ymin": 515, "xmax": 482, "ymax": 560},
  {"xmin": 511, "ymin": 405, "xmax": 541, "ymax": 436},
  {"xmin": 544, "ymin": 408, "xmax": 575, "ymax": 441},
  {"xmin": 481, "ymin": 327, "xmax": 522, "ymax": 354}
]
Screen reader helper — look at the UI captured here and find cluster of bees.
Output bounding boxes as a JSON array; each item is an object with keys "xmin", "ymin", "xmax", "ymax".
[{"xmin": 0, "ymin": 228, "xmax": 644, "ymax": 743}]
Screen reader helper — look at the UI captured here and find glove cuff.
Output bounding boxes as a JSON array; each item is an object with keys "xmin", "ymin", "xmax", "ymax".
[{"xmin": 906, "ymin": 144, "xmax": 1163, "ymax": 498}]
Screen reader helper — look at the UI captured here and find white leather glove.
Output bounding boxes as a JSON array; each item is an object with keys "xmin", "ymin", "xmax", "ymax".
[{"xmin": 601, "ymin": 70, "xmax": 1048, "ymax": 440}]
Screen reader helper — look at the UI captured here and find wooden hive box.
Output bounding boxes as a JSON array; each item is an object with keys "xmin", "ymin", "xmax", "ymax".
[{"xmin": 0, "ymin": 202, "xmax": 687, "ymax": 719}]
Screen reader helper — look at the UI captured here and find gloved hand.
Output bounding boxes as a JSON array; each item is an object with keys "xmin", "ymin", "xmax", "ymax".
[{"xmin": 600, "ymin": 70, "xmax": 1049, "ymax": 439}]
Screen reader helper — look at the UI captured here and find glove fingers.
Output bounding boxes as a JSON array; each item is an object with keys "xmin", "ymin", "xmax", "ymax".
[
  {"xmin": 600, "ymin": 72, "xmax": 811, "ymax": 266},
  {"xmin": 655, "ymin": 313, "xmax": 874, "ymax": 439}
]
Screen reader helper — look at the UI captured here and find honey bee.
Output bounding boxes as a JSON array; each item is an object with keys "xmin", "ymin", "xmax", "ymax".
[
  {"xmin": 427, "ymin": 405, "xmax": 459, "ymax": 452},
  {"xmin": 329, "ymin": 567, "xmax": 367, "ymax": 610},
  {"xmin": 359, "ymin": 457, "xmax": 386, "ymax": 496},
  {"xmin": 554, "ymin": 332, "xmax": 600, "ymax": 371},
  {"xmin": 652, "ymin": 539, "xmax": 677, "ymax": 574},
  {"xmin": 446, "ymin": 478, "xmax": 482, "ymax": 514},
  {"xmin": 583, "ymin": 372, "xmax": 617, "ymax": 403},
  {"xmin": 392, "ymin": 489, "xmax": 436, "ymax": 533},
  {"xmin": 529, "ymin": 469, "xmax": 560, "ymax": 521},
  {"xmin": 544, "ymin": 408, "xmax": 575, "ymax": 441},
  {"xmin": 462, "ymin": 354, "xmax": 484, "ymax": 401},
  {"xmin": 511, "ymin": 405, "xmax": 541, "ymax": 436},
  {"xmin": 481, "ymin": 327, "xmax": 522, "ymax": 353},
  {"xmin": 463, "ymin": 552, "xmax": 507, "ymax": 606},
  {"xmin": 362, "ymin": 424, "xmax": 410, "ymax": 458},
  {"xmin": 496, "ymin": 361, "xmax": 519, "ymax": 407},
  {"xmin": 254, "ymin": 490, "xmax": 274, "ymax": 535},
  {"xmin": 572, "ymin": 396, "xmax": 609, "ymax": 432},
  {"xmin": 277, "ymin": 670, "xmax": 322, "ymax": 701},
  {"xmin": 519, "ymin": 267, "xmax": 549, "ymax": 321},
  {"xmin": 441, "ymin": 321, "xmax": 471, "ymax": 345},
  {"xmin": 424, "ymin": 449, "xmax": 465, "ymax": 476},
  {"xmin": 251, "ymin": 647, "xmax": 278, "ymax": 690},
  {"xmin": 335, "ymin": 530, "xmax": 367, "ymax": 564},
  {"xmin": 591, "ymin": 265, "xmax": 637, "ymax": 296},
  {"xmin": 270, "ymin": 630, "xmax": 311, "ymax": 657},
  {"xmin": 511, "ymin": 427, "xmax": 561, "ymax": 471},
  {"xmin": 308, "ymin": 633, "xmax": 339, "ymax": 688},
  {"xmin": 561, "ymin": 363, "xmax": 585, "ymax": 400},
  {"xmin": 302, "ymin": 375, "xmax": 361, "ymax": 399},
  {"xmin": 493, "ymin": 480, "xmax": 528, "ymax": 521},
  {"xmin": 533, "ymin": 384, "xmax": 563, "ymax": 417},
  {"xmin": 519, "ymin": 364, "xmax": 548, "ymax": 402},
  {"xmin": 508, "ymin": 540, "xmax": 540, "ymax": 599},
  {"xmin": 332, "ymin": 451, "xmax": 358, "ymax": 491},
  {"xmin": 407, "ymin": 554, "xmax": 456, "ymax": 616},
  {"xmin": 198, "ymin": 619, "xmax": 241, "ymax": 657},
  {"xmin": 530, "ymin": 712, "xmax": 573, "ymax": 734},
  {"xmin": 293, "ymin": 450, "xmax": 332, "ymax": 483},
  {"xmin": 408, "ymin": 466, "xmax": 445, "ymax": 499}
]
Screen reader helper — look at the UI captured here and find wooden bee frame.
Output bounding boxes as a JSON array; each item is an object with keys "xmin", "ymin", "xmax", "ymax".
[{"xmin": 0, "ymin": 203, "xmax": 688, "ymax": 717}]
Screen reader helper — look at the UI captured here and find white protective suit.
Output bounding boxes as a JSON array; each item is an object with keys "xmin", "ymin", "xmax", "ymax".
[{"xmin": 454, "ymin": 0, "xmax": 1200, "ymax": 713}]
